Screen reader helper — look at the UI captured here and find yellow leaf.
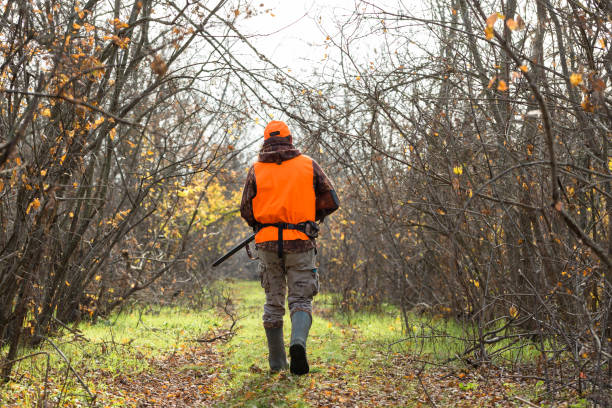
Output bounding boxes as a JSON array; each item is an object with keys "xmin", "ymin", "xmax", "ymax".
[
  {"xmin": 581, "ymin": 96, "xmax": 594, "ymax": 112},
  {"xmin": 73, "ymin": 23, "xmax": 81, "ymax": 30},
  {"xmin": 509, "ymin": 305, "xmax": 518, "ymax": 318},
  {"xmin": 109, "ymin": 127, "xmax": 116, "ymax": 141},
  {"xmin": 453, "ymin": 165, "xmax": 463, "ymax": 175},
  {"xmin": 519, "ymin": 65, "xmax": 528, "ymax": 72},
  {"xmin": 484, "ymin": 25, "xmax": 494, "ymax": 40},
  {"xmin": 599, "ymin": 38, "xmax": 606, "ymax": 49},
  {"xmin": 570, "ymin": 73, "xmax": 582, "ymax": 86},
  {"xmin": 112, "ymin": 18, "xmax": 129, "ymax": 29},
  {"xmin": 487, "ymin": 76, "xmax": 496, "ymax": 88},
  {"xmin": 608, "ymin": 158, "xmax": 612, "ymax": 171},
  {"xmin": 497, "ymin": 80, "xmax": 508, "ymax": 91},
  {"xmin": 60, "ymin": 154, "xmax": 67, "ymax": 165},
  {"xmin": 26, "ymin": 198, "xmax": 41, "ymax": 214},
  {"xmin": 486, "ymin": 13, "xmax": 498, "ymax": 27},
  {"xmin": 93, "ymin": 116, "xmax": 105, "ymax": 129},
  {"xmin": 40, "ymin": 169, "xmax": 47, "ymax": 176},
  {"xmin": 356, "ymin": 75, "xmax": 361, "ymax": 80},
  {"xmin": 474, "ymin": 280, "xmax": 480, "ymax": 288},
  {"xmin": 506, "ymin": 18, "xmax": 518, "ymax": 30},
  {"xmin": 95, "ymin": 275, "xmax": 101, "ymax": 281},
  {"xmin": 42, "ymin": 108, "xmax": 51, "ymax": 117}
]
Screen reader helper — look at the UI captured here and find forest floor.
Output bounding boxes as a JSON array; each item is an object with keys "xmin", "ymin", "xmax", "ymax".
[{"xmin": 1, "ymin": 280, "xmax": 589, "ymax": 407}]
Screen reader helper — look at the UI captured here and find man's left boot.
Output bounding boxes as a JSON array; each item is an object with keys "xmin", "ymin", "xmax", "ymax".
[
  {"xmin": 265, "ymin": 327, "xmax": 288, "ymax": 373},
  {"xmin": 289, "ymin": 311, "xmax": 312, "ymax": 375}
]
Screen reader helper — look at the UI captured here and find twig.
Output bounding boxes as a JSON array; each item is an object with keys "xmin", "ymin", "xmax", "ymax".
[
  {"xmin": 416, "ymin": 363, "xmax": 438, "ymax": 408},
  {"xmin": 51, "ymin": 316, "xmax": 87, "ymax": 341},
  {"xmin": 42, "ymin": 337, "xmax": 96, "ymax": 403},
  {"xmin": 195, "ymin": 330, "xmax": 233, "ymax": 343},
  {"xmin": 40, "ymin": 351, "xmax": 51, "ymax": 408},
  {"xmin": 512, "ymin": 395, "xmax": 540, "ymax": 408},
  {"xmin": 0, "ymin": 351, "xmax": 49, "ymax": 367}
]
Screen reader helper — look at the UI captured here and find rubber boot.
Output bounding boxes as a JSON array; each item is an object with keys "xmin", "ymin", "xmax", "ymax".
[
  {"xmin": 289, "ymin": 311, "xmax": 312, "ymax": 375},
  {"xmin": 265, "ymin": 327, "xmax": 288, "ymax": 373}
]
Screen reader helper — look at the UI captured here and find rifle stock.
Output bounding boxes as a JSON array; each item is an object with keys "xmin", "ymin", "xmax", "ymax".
[{"xmin": 211, "ymin": 233, "xmax": 255, "ymax": 267}]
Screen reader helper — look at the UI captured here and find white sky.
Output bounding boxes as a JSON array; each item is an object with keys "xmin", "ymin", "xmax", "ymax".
[
  {"xmin": 228, "ymin": 0, "xmax": 427, "ymax": 147},
  {"xmin": 235, "ymin": 0, "xmax": 352, "ymax": 72},
  {"xmin": 234, "ymin": 0, "xmax": 417, "ymax": 74}
]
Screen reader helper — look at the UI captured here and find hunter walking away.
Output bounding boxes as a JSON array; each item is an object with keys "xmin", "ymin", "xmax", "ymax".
[{"xmin": 240, "ymin": 120, "xmax": 339, "ymax": 374}]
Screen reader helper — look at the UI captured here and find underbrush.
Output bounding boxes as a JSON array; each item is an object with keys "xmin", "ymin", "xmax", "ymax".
[
  {"xmin": 0, "ymin": 294, "xmax": 226, "ymax": 407},
  {"xmin": 0, "ymin": 279, "xmax": 592, "ymax": 407}
]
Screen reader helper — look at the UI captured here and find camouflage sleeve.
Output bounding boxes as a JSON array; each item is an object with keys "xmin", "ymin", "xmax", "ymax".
[
  {"xmin": 312, "ymin": 160, "xmax": 339, "ymax": 221},
  {"xmin": 240, "ymin": 166, "xmax": 258, "ymax": 228}
]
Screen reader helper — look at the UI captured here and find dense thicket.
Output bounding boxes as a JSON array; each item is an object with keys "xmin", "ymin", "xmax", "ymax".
[
  {"xmin": 0, "ymin": 0, "xmax": 264, "ymax": 379},
  {"xmin": 1, "ymin": 0, "xmax": 610, "ymax": 404},
  {"xmin": 276, "ymin": 0, "xmax": 611, "ymax": 402}
]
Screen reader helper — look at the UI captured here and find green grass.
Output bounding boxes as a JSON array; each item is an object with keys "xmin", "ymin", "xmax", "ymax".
[
  {"xmin": 1, "ymin": 280, "xmax": 585, "ymax": 407},
  {"xmin": 1, "ymin": 302, "xmax": 224, "ymax": 407},
  {"xmin": 215, "ymin": 280, "xmax": 412, "ymax": 407},
  {"xmin": 318, "ymin": 290, "xmax": 542, "ymax": 367}
]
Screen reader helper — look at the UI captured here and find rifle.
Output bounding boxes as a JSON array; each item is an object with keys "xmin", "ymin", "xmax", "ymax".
[{"xmin": 211, "ymin": 233, "xmax": 255, "ymax": 267}]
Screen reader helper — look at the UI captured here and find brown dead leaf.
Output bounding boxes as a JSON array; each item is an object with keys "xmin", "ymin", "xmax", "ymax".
[{"xmin": 151, "ymin": 54, "xmax": 167, "ymax": 78}]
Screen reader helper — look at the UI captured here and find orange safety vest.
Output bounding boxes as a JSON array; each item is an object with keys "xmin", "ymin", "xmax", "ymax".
[{"xmin": 252, "ymin": 154, "xmax": 316, "ymax": 244}]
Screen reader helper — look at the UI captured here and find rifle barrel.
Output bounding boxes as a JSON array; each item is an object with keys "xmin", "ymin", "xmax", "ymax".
[{"xmin": 211, "ymin": 234, "xmax": 255, "ymax": 267}]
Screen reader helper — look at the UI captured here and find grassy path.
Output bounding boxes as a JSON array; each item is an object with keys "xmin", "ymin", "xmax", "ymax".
[
  {"xmin": 213, "ymin": 281, "xmax": 554, "ymax": 407},
  {"xmin": 1, "ymin": 280, "xmax": 583, "ymax": 407},
  {"xmin": 215, "ymin": 280, "xmax": 416, "ymax": 407}
]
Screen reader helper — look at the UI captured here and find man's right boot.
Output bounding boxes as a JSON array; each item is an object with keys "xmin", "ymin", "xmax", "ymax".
[
  {"xmin": 265, "ymin": 327, "xmax": 288, "ymax": 373},
  {"xmin": 289, "ymin": 311, "xmax": 312, "ymax": 375}
]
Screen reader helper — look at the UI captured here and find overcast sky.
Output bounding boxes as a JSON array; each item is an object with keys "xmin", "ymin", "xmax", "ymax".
[
  {"xmin": 228, "ymin": 0, "xmax": 425, "ymax": 146},
  {"xmin": 235, "ymin": 0, "xmax": 351, "ymax": 72}
]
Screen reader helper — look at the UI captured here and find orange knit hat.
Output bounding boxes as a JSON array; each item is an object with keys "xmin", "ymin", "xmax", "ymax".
[{"xmin": 264, "ymin": 121, "xmax": 291, "ymax": 139}]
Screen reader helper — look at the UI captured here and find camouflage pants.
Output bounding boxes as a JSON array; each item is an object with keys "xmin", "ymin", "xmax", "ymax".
[{"xmin": 258, "ymin": 248, "xmax": 319, "ymax": 329}]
